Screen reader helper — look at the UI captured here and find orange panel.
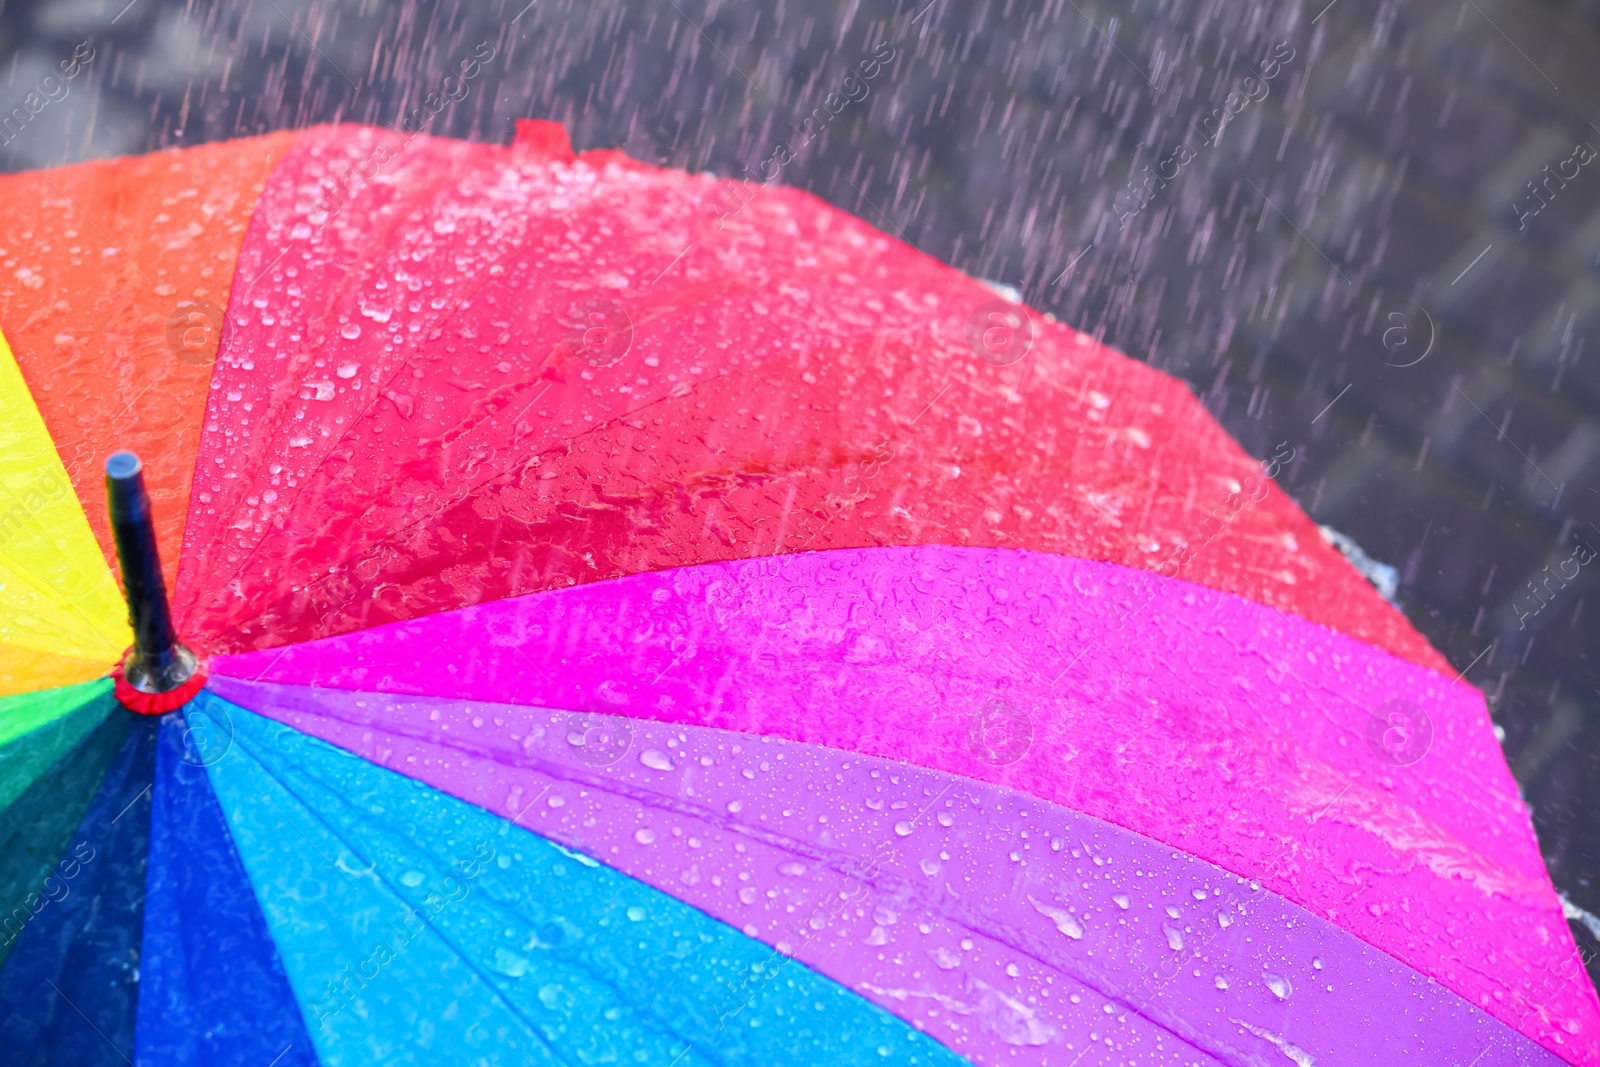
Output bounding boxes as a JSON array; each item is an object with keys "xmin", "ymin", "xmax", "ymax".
[{"xmin": 0, "ymin": 131, "xmax": 300, "ymax": 590}]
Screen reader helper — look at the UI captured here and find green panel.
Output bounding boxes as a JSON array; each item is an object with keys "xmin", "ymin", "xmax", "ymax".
[
  {"xmin": 0, "ymin": 682, "xmax": 113, "ymax": 812},
  {"xmin": 0, "ymin": 680, "xmax": 112, "ymax": 748},
  {"xmin": 0, "ymin": 696, "xmax": 128, "ymax": 968}
]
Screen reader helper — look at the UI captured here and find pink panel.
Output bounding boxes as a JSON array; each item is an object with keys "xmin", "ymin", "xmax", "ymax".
[{"xmin": 215, "ymin": 545, "xmax": 1598, "ymax": 1060}]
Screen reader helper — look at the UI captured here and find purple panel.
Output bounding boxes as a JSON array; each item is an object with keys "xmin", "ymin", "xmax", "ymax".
[
  {"xmin": 212, "ymin": 545, "xmax": 1594, "ymax": 1061},
  {"xmin": 211, "ymin": 675, "xmax": 1569, "ymax": 1067}
]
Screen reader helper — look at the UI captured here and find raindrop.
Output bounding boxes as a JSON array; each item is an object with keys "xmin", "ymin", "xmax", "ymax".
[
  {"xmin": 1162, "ymin": 925, "xmax": 1185, "ymax": 951},
  {"xmin": 340, "ymin": 322, "xmax": 360, "ymax": 339},
  {"xmin": 1263, "ymin": 972, "xmax": 1293, "ymax": 999},
  {"xmin": 893, "ymin": 820, "xmax": 914, "ymax": 836},
  {"xmin": 634, "ymin": 828, "xmax": 657, "ymax": 845},
  {"xmin": 1112, "ymin": 894, "xmax": 1131, "ymax": 909},
  {"xmin": 640, "ymin": 749, "xmax": 674, "ymax": 771},
  {"xmin": 1028, "ymin": 896, "xmax": 1085, "ymax": 939},
  {"xmin": 492, "ymin": 948, "xmax": 531, "ymax": 978}
]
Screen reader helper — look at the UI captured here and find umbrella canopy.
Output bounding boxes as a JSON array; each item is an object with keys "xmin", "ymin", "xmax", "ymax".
[{"xmin": 0, "ymin": 120, "xmax": 1593, "ymax": 1067}]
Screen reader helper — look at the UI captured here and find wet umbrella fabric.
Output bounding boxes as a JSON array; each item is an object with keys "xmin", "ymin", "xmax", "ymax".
[{"xmin": 0, "ymin": 121, "xmax": 1592, "ymax": 1066}]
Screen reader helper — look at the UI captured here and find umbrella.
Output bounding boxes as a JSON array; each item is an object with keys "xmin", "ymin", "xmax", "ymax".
[{"xmin": 0, "ymin": 119, "xmax": 1592, "ymax": 1066}]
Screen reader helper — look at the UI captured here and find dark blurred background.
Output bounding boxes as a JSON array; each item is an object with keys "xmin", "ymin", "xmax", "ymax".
[{"xmin": 2, "ymin": 0, "xmax": 1597, "ymax": 987}]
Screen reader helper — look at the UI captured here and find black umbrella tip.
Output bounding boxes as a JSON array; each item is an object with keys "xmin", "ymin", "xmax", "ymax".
[
  {"xmin": 103, "ymin": 451, "xmax": 199, "ymax": 705},
  {"xmin": 105, "ymin": 451, "xmax": 142, "ymax": 479}
]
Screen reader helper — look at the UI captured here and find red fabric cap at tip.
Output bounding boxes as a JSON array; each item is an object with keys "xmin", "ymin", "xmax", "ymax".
[{"xmin": 512, "ymin": 119, "xmax": 575, "ymax": 160}]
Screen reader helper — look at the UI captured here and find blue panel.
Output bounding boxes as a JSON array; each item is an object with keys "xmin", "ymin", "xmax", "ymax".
[
  {"xmin": 0, "ymin": 713, "xmax": 154, "ymax": 1067},
  {"xmin": 135, "ymin": 711, "xmax": 320, "ymax": 1067},
  {"xmin": 195, "ymin": 692, "xmax": 969, "ymax": 1067}
]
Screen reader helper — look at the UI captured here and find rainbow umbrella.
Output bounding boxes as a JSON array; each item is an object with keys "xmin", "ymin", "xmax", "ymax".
[{"xmin": 0, "ymin": 120, "xmax": 1593, "ymax": 1067}]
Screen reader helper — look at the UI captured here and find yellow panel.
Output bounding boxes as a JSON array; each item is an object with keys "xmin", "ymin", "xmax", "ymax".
[
  {"xmin": 0, "ymin": 646, "xmax": 113, "ymax": 699},
  {"xmin": 0, "ymin": 329, "xmax": 128, "ymax": 689}
]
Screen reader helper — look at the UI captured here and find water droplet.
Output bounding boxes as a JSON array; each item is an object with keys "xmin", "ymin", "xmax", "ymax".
[
  {"xmin": 1312, "ymin": 957, "xmax": 1324, "ymax": 970},
  {"xmin": 336, "ymin": 360, "xmax": 360, "ymax": 378},
  {"xmin": 634, "ymin": 828, "xmax": 657, "ymax": 845},
  {"xmin": 640, "ymin": 749, "xmax": 674, "ymax": 772},
  {"xmin": 893, "ymin": 821, "xmax": 914, "ymax": 836},
  {"xmin": 492, "ymin": 948, "xmax": 530, "ymax": 977},
  {"xmin": 340, "ymin": 322, "xmax": 361, "ymax": 339},
  {"xmin": 1112, "ymin": 894, "xmax": 1131, "ymax": 910},
  {"xmin": 1263, "ymin": 972, "xmax": 1293, "ymax": 999},
  {"xmin": 1162, "ymin": 925, "xmax": 1185, "ymax": 951},
  {"xmin": 626, "ymin": 905, "xmax": 646, "ymax": 922},
  {"xmin": 1214, "ymin": 974, "xmax": 1229, "ymax": 990},
  {"xmin": 399, "ymin": 870, "xmax": 425, "ymax": 888},
  {"xmin": 1217, "ymin": 911, "xmax": 1234, "ymax": 928},
  {"xmin": 1028, "ymin": 896, "xmax": 1084, "ymax": 939},
  {"xmin": 778, "ymin": 862, "xmax": 807, "ymax": 876}
]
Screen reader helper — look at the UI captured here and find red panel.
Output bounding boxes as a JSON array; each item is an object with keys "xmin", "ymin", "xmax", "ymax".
[{"xmin": 179, "ymin": 122, "xmax": 1444, "ymax": 673}]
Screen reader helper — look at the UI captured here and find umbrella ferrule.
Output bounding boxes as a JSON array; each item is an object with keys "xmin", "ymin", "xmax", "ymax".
[{"xmin": 106, "ymin": 451, "xmax": 197, "ymax": 694}]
